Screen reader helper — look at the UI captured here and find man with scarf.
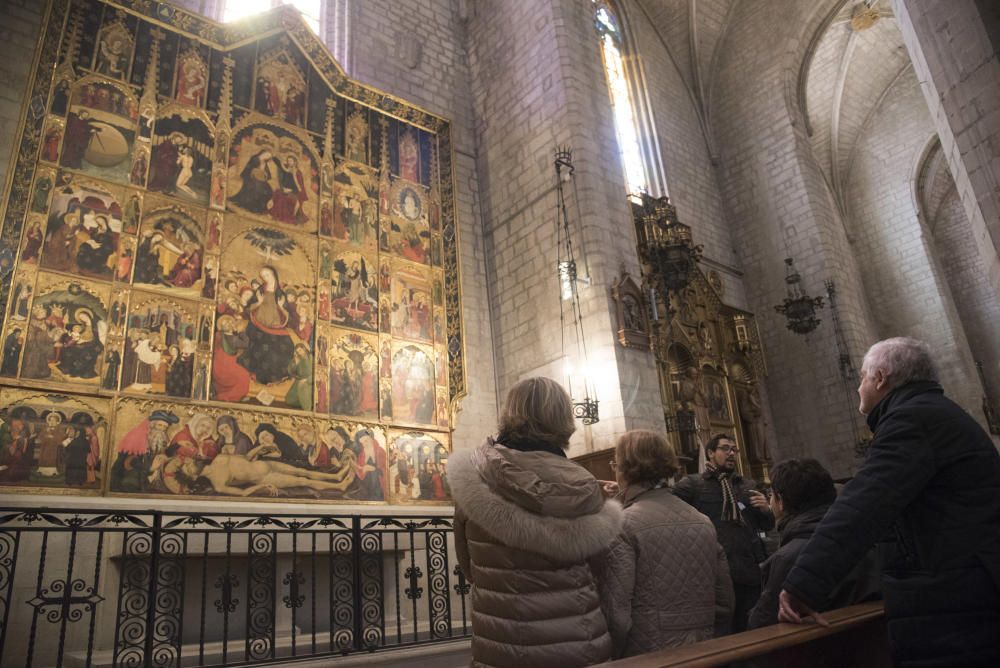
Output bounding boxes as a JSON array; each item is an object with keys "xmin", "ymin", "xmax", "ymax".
[{"xmin": 674, "ymin": 434, "xmax": 773, "ymax": 632}]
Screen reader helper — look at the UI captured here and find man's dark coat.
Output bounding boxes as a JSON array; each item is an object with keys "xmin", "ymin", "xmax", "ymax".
[{"xmin": 784, "ymin": 381, "xmax": 1000, "ymax": 667}]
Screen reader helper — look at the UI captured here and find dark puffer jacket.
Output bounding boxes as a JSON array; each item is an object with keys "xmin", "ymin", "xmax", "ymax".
[
  {"xmin": 747, "ymin": 503, "xmax": 880, "ymax": 629},
  {"xmin": 784, "ymin": 381, "xmax": 1000, "ymax": 667},
  {"xmin": 449, "ymin": 439, "xmax": 623, "ymax": 668},
  {"xmin": 674, "ymin": 470, "xmax": 774, "ymax": 586}
]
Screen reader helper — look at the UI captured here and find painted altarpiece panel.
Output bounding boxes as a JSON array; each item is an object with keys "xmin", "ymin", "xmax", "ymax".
[
  {"xmin": 0, "ymin": 388, "xmax": 110, "ymax": 493},
  {"xmin": 0, "ymin": 0, "xmax": 464, "ymax": 505},
  {"xmin": 387, "ymin": 430, "xmax": 451, "ymax": 505},
  {"xmin": 226, "ymin": 119, "xmax": 320, "ymax": 233}
]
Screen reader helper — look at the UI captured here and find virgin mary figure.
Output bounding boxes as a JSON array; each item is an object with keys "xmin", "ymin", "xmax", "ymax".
[
  {"xmin": 231, "ymin": 149, "xmax": 274, "ymax": 214},
  {"xmin": 237, "ymin": 266, "xmax": 296, "ymax": 386}
]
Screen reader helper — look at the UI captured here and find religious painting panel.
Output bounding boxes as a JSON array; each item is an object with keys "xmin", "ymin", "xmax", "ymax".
[
  {"xmin": 436, "ymin": 388, "xmax": 450, "ymax": 429},
  {"xmin": 60, "ymin": 77, "xmax": 139, "ymax": 185},
  {"xmin": 330, "ymin": 161, "xmax": 378, "ymax": 249},
  {"xmin": 0, "ymin": 266, "xmax": 37, "ymax": 378},
  {"xmin": 214, "ymin": 220, "xmax": 316, "ymax": 409},
  {"xmin": 390, "ymin": 261, "xmax": 432, "ymax": 344},
  {"xmin": 386, "ymin": 430, "xmax": 450, "ymax": 504},
  {"xmin": 704, "ymin": 370, "xmax": 733, "ymax": 425},
  {"xmin": 30, "ymin": 168, "xmax": 56, "ymax": 217},
  {"xmin": 390, "ymin": 342, "xmax": 436, "ymax": 428},
  {"xmin": 329, "ymin": 246, "xmax": 378, "ymax": 332},
  {"xmin": 132, "ymin": 199, "xmax": 206, "ymax": 298},
  {"xmin": 343, "ymin": 108, "xmax": 370, "ymax": 165},
  {"xmin": 19, "ymin": 272, "xmax": 111, "ymax": 387},
  {"xmin": 173, "ymin": 48, "xmax": 209, "ymax": 109},
  {"xmin": 40, "ymin": 175, "xmax": 124, "ymax": 282},
  {"xmin": 385, "ymin": 177, "xmax": 430, "ymax": 265},
  {"xmin": 93, "ymin": 15, "xmax": 135, "ymax": 81},
  {"xmin": 108, "ymin": 397, "xmax": 386, "ymax": 502},
  {"xmin": 0, "ymin": 387, "xmax": 110, "ymax": 494},
  {"xmin": 324, "ymin": 327, "xmax": 379, "ymax": 421},
  {"xmin": 40, "ymin": 116, "xmax": 65, "ymax": 165},
  {"xmin": 0, "ymin": 0, "xmax": 466, "ymax": 506},
  {"xmin": 121, "ymin": 189, "xmax": 142, "ymax": 235},
  {"xmin": 20, "ymin": 213, "xmax": 47, "ymax": 267},
  {"xmin": 120, "ymin": 291, "xmax": 200, "ymax": 399},
  {"xmin": 254, "ymin": 43, "xmax": 308, "ymax": 126},
  {"xmin": 305, "ymin": 420, "xmax": 389, "ymax": 501},
  {"xmin": 147, "ymin": 105, "xmax": 215, "ymax": 205},
  {"xmin": 227, "ymin": 119, "xmax": 319, "ymax": 232}
]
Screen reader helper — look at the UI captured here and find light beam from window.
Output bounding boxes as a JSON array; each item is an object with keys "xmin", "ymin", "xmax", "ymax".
[
  {"xmin": 224, "ymin": 0, "xmax": 321, "ymax": 35},
  {"xmin": 596, "ymin": 5, "xmax": 648, "ymax": 199}
]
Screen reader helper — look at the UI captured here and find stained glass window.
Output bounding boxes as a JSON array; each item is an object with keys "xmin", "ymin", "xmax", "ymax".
[
  {"xmin": 224, "ymin": 0, "xmax": 321, "ymax": 35},
  {"xmin": 596, "ymin": 3, "xmax": 648, "ymax": 198}
]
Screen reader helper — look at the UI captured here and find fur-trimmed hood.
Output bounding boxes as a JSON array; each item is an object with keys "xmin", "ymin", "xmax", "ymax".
[{"xmin": 448, "ymin": 439, "xmax": 623, "ymax": 562}]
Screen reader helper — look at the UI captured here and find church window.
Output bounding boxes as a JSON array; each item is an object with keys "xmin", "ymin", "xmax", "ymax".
[
  {"xmin": 224, "ymin": 0, "xmax": 322, "ymax": 35},
  {"xmin": 595, "ymin": 2, "xmax": 648, "ymax": 198}
]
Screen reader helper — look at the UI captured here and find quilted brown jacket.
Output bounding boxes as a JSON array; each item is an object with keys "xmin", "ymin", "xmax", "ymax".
[
  {"xmin": 449, "ymin": 439, "xmax": 624, "ymax": 668},
  {"xmin": 595, "ymin": 482, "xmax": 735, "ymax": 658}
]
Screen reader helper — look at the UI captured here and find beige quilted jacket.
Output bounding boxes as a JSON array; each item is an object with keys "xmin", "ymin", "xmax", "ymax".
[
  {"xmin": 449, "ymin": 439, "xmax": 624, "ymax": 668},
  {"xmin": 595, "ymin": 482, "xmax": 735, "ymax": 658}
]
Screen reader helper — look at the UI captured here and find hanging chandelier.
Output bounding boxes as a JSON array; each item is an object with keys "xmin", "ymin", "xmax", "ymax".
[
  {"xmin": 632, "ymin": 193, "xmax": 702, "ymax": 295},
  {"xmin": 774, "ymin": 258, "xmax": 824, "ymax": 335}
]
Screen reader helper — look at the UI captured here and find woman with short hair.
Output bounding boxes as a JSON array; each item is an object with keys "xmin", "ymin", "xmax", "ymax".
[
  {"xmin": 449, "ymin": 377, "xmax": 622, "ymax": 667},
  {"xmin": 598, "ymin": 429, "xmax": 734, "ymax": 658}
]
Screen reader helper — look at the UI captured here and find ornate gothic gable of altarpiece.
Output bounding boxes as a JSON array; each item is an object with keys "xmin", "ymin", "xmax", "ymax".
[{"xmin": 0, "ymin": 0, "xmax": 465, "ymax": 506}]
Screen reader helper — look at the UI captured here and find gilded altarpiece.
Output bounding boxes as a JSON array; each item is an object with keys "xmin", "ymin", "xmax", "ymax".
[
  {"xmin": 0, "ymin": 0, "xmax": 465, "ymax": 504},
  {"xmin": 653, "ymin": 269, "xmax": 770, "ymax": 479}
]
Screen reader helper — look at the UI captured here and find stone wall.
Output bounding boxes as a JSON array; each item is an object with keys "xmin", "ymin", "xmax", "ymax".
[
  {"xmin": 710, "ymin": 0, "xmax": 879, "ymax": 476},
  {"xmin": 845, "ymin": 68, "xmax": 982, "ymax": 413},
  {"xmin": 893, "ymin": 0, "xmax": 1000, "ymax": 302}
]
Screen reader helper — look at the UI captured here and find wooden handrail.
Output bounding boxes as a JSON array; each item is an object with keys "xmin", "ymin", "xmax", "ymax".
[{"xmin": 607, "ymin": 602, "xmax": 886, "ymax": 667}]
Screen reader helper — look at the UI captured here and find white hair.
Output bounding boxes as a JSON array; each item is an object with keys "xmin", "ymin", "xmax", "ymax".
[{"xmin": 862, "ymin": 337, "xmax": 938, "ymax": 389}]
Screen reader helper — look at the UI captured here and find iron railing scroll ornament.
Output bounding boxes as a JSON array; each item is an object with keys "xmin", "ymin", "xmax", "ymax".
[{"xmin": 0, "ymin": 508, "xmax": 470, "ymax": 667}]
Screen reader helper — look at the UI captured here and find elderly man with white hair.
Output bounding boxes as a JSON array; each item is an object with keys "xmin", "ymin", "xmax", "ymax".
[{"xmin": 778, "ymin": 337, "xmax": 1000, "ymax": 667}]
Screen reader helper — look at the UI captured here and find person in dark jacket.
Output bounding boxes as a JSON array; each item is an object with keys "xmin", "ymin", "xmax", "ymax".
[
  {"xmin": 779, "ymin": 337, "xmax": 1000, "ymax": 667},
  {"xmin": 674, "ymin": 434, "xmax": 774, "ymax": 632},
  {"xmin": 747, "ymin": 458, "xmax": 880, "ymax": 629}
]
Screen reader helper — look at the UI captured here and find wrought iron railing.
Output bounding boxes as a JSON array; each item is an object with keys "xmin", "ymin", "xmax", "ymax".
[{"xmin": 0, "ymin": 507, "xmax": 471, "ymax": 667}]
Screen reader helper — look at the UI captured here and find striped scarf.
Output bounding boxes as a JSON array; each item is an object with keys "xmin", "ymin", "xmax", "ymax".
[{"xmin": 706, "ymin": 463, "xmax": 742, "ymax": 524}]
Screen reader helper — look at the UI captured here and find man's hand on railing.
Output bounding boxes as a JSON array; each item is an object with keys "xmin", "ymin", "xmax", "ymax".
[{"xmin": 778, "ymin": 590, "xmax": 830, "ymax": 627}]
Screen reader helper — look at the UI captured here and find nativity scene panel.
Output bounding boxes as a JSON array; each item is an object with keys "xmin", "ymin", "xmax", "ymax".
[{"xmin": 0, "ymin": 0, "xmax": 462, "ymax": 505}]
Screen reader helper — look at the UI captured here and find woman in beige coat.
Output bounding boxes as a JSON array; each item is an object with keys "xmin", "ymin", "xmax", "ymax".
[
  {"xmin": 449, "ymin": 377, "xmax": 623, "ymax": 668},
  {"xmin": 597, "ymin": 430, "xmax": 734, "ymax": 658}
]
